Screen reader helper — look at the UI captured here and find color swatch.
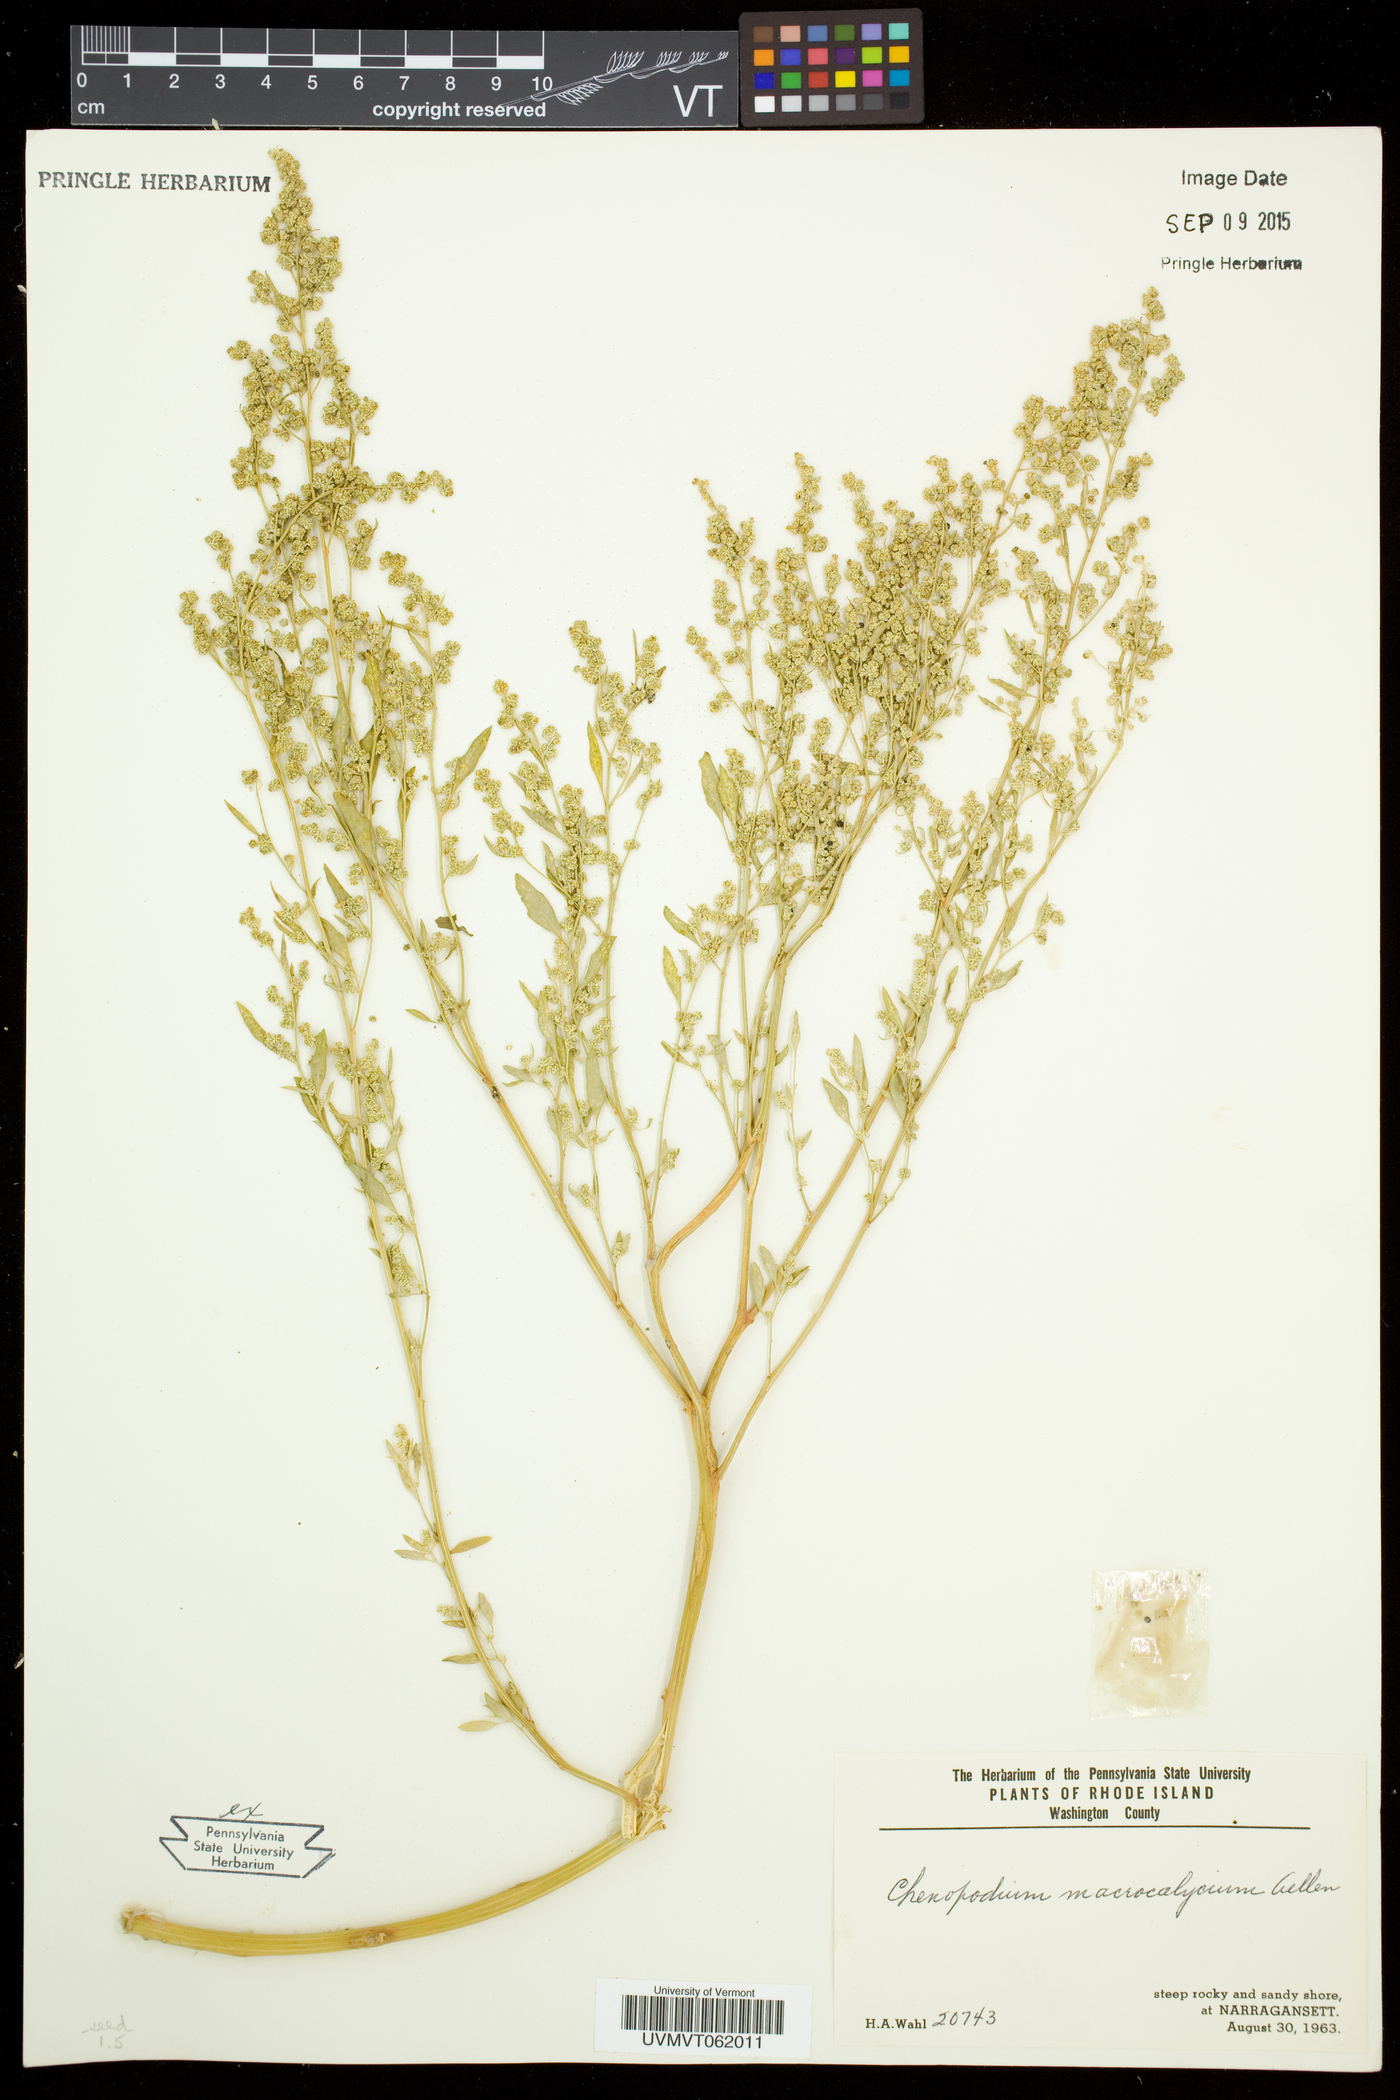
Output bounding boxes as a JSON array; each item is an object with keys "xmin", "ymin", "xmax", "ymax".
[{"xmin": 741, "ymin": 11, "xmax": 923, "ymax": 125}]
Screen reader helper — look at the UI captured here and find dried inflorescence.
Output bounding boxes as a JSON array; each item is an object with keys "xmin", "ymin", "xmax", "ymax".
[{"xmin": 146, "ymin": 149, "xmax": 1186, "ymax": 1956}]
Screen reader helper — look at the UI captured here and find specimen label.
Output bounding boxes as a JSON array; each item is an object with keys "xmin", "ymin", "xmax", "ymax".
[{"xmin": 835, "ymin": 1753, "xmax": 1367, "ymax": 2065}]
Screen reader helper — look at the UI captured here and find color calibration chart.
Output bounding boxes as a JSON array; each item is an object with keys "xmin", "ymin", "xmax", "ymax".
[{"xmin": 739, "ymin": 10, "xmax": 923, "ymax": 126}]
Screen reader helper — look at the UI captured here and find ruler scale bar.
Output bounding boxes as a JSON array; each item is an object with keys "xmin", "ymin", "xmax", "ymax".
[
  {"xmin": 71, "ymin": 24, "xmax": 738, "ymax": 124},
  {"xmin": 80, "ymin": 30, "xmax": 548, "ymax": 68},
  {"xmin": 92, "ymin": 54, "xmax": 552, "ymax": 69}
]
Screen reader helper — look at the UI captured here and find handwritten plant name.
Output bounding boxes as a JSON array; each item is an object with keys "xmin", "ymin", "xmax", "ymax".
[{"xmin": 888, "ymin": 1868, "xmax": 1338, "ymax": 1922}]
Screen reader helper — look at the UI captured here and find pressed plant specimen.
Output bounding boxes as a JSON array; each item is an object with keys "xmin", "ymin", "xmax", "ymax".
[{"xmin": 127, "ymin": 151, "xmax": 1183, "ymax": 1956}]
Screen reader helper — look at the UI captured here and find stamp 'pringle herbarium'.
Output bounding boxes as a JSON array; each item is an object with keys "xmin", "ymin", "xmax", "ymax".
[{"xmin": 127, "ymin": 148, "xmax": 1183, "ymax": 1956}]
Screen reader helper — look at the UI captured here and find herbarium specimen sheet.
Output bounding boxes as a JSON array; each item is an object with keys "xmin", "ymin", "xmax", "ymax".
[{"xmin": 25, "ymin": 127, "xmax": 1380, "ymax": 2067}]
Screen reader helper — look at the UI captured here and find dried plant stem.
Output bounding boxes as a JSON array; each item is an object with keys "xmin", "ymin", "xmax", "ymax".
[
  {"xmin": 394, "ymin": 934, "xmax": 691, "ymax": 1406},
  {"xmin": 145, "ymin": 153, "xmax": 1182, "ymax": 1955},
  {"xmin": 235, "ymin": 662, "xmax": 641, "ymax": 1811},
  {"xmin": 122, "ymin": 1834, "xmax": 635, "ymax": 1956}
]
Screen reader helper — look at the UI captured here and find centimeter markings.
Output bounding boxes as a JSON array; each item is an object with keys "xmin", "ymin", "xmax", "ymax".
[
  {"xmin": 69, "ymin": 25, "xmax": 739, "ymax": 128},
  {"xmin": 76, "ymin": 26, "xmax": 546, "ymax": 70}
]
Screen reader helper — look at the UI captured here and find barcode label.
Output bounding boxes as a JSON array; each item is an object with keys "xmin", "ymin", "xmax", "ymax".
[
  {"xmin": 597, "ymin": 1978, "xmax": 812, "ymax": 2058},
  {"xmin": 622, "ymin": 1992, "xmax": 785, "ymax": 2035}
]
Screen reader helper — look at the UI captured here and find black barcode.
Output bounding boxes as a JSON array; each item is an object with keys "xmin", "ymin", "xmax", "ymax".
[{"xmin": 620, "ymin": 1993, "xmax": 786, "ymax": 2036}]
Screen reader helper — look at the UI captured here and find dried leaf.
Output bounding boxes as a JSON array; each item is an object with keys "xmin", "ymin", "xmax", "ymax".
[
  {"xmin": 309, "ymin": 1029, "xmax": 328, "ymax": 1093},
  {"xmin": 515, "ymin": 873, "xmax": 561, "ymax": 936},
  {"xmin": 699, "ymin": 751, "xmax": 726, "ymax": 823},
  {"xmin": 458, "ymin": 1718, "xmax": 501, "ymax": 1732},
  {"xmin": 851, "ymin": 1035, "xmax": 867, "ymax": 1095},
  {"xmin": 348, "ymin": 1160, "xmax": 396, "ymax": 1207},
  {"xmin": 225, "ymin": 800, "xmax": 259, "ymax": 836},
  {"xmin": 585, "ymin": 1049, "xmax": 606, "ymax": 1111},
  {"xmin": 664, "ymin": 906, "xmax": 694, "ymax": 941},
  {"xmin": 450, "ymin": 1536, "xmax": 492, "ymax": 1554},
  {"xmin": 333, "ymin": 795, "xmax": 377, "ymax": 864},
  {"xmin": 442, "ymin": 1653, "xmax": 480, "ymax": 1665},
  {"xmin": 822, "ymin": 1077, "xmax": 851, "ymax": 1125},
  {"xmin": 587, "ymin": 720, "xmax": 605, "ymax": 790},
  {"xmin": 662, "ymin": 947, "xmax": 681, "ymax": 1001},
  {"xmin": 987, "ymin": 961, "xmax": 1023, "ymax": 990},
  {"xmin": 717, "ymin": 764, "xmax": 740, "ymax": 820},
  {"xmin": 888, "ymin": 1070, "xmax": 907, "ymax": 1121},
  {"xmin": 236, "ymin": 1002, "xmax": 293, "ymax": 1061},
  {"xmin": 758, "ymin": 1244, "xmax": 778, "ymax": 1283},
  {"xmin": 461, "ymin": 725, "xmax": 491, "ymax": 775},
  {"xmin": 477, "ymin": 1592, "xmax": 495, "ymax": 1634},
  {"xmin": 406, "ymin": 1007, "xmax": 436, "ymax": 1023},
  {"xmin": 749, "ymin": 1260, "xmax": 765, "ymax": 1306},
  {"xmin": 579, "ymin": 936, "xmax": 612, "ymax": 995},
  {"xmin": 322, "ymin": 862, "xmax": 353, "ymax": 909}
]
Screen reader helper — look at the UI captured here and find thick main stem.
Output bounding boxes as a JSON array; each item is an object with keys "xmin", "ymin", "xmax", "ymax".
[
  {"xmin": 122, "ymin": 1832, "xmax": 637, "ymax": 1957},
  {"xmin": 125, "ymin": 1389, "xmax": 721, "ymax": 1959},
  {"xmin": 653, "ymin": 1403, "xmax": 721, "ymax": 1803}
]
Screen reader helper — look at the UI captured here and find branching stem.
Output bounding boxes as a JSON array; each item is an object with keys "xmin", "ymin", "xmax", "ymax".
[{"xmin": 159, "ymin": 161, "xmax": 1180, "ymax": 1956}]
